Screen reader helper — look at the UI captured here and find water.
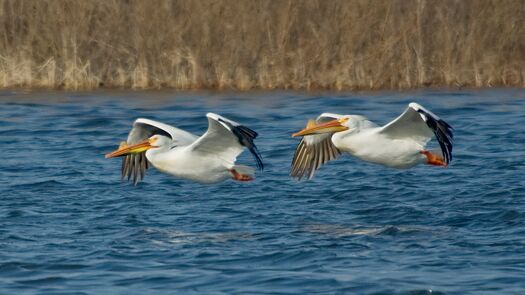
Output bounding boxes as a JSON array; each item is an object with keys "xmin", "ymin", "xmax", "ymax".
[{"xmin": 1, "ymin": 89, "xmax": 524, "ymax": 294}]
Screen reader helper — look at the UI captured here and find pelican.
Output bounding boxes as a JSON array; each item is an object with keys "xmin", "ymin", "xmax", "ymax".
[
  {"xmin": 105, "ymin": 113, "xmax": 263, "ymax": 184},
  {"xmin": 290, "ymin": 103, "xmax": 453, "ymax": 180}
]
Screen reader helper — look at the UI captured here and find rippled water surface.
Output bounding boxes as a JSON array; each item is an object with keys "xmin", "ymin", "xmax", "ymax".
[{"xmin": 1, "ymin": 89, "xmax": 524, "ymax": 294}]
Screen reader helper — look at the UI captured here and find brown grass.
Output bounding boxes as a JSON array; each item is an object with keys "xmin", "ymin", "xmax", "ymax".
[{"xmin": 0, "ymin": 0, "xmax": 524, "ymax": 90}]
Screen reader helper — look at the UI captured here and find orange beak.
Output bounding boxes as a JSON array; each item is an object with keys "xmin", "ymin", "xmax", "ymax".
[
  {"xmin": 105, "ymin": 139, "xmax": 156, "ymax": 158},
  {"xmin": 292, "ymin": 118, "xmax": 349, "ymax": 137}
]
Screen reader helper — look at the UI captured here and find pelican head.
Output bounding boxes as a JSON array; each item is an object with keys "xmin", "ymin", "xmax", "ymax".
[
  {"xmin": 292, "ymin": 117, "xmax": 350, "ymax": 137},
  {"xmin": 105, "ymin": 134, "xmax": 169, "ymax": 158},
  {"xmin": 148, "ymin": 134, "xmax": 172, "ymax": 148}
]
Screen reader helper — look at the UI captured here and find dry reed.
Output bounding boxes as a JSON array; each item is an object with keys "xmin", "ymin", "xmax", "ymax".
[{"xmin": 0, "ymin": 0, "xmax": 524, "ymax": 90}]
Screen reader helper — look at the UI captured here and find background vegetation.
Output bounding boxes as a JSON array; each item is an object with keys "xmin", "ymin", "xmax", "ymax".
[{"xmin": 0, "ymin": 0, "xmax": 523, "ymax": 90}]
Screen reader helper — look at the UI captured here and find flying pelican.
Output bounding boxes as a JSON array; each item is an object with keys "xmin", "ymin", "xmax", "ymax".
[
  {"xmin": 290, "ymin": 103, "xmax": 453, "ymax": 180},
  {"xmin": 105, "ymin": 113, "xmax": 263, "ymax": 184}
]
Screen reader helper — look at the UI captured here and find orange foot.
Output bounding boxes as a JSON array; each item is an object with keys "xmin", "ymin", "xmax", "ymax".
[
  {"xmin": 229, "ymin": 169, "xmax": 253, "ymax": 181},
  {"xmin": 420, "ymin": 150, "xmax": 447, "ymax": 167}
]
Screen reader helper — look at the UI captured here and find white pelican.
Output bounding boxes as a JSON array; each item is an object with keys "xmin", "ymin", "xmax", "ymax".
[
  {"xmin": 105, "ymin": 113, "xmax": 263, "ymax": 184},
  {"xmin": 290, "ymin": 103, "xmax": 453, "ymax": 180}
]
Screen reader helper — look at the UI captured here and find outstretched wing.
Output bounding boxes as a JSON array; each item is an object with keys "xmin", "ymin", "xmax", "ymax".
[
  {"xmin": 379, "ymin": 102, "xmax": 454, "ymax": 164},
  {"xmin": 122, "ymin": 118, "xmax": 198, "ymax": 185},
  {"xmin": 189, "ymin": 113, "xmax": 263, "ymax": 170},
  {"xmin": 290, "ymin": 113, "xmax": 343, "ymax": 180}
]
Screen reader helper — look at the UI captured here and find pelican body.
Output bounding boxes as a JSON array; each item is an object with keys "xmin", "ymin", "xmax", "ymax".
[
  {"xmin": 106, "ymin": 113, "xmax": 263, "ymax": 184},
  {"xmin": 291, "ymin": 103, "xmax": 454, "ymax": 180}
]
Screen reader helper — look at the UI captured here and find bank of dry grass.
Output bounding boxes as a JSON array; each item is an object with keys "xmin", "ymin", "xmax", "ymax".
[{"xmin": 0, "ymin": 0, "xmax": 524, "ymax": 90}]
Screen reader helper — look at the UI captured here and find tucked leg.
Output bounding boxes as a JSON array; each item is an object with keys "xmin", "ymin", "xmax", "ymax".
[
  {"xmin": 420, "ymin": 150, "xmax": 447, "ymax": 166},
  {"xmin": 229, "ymin": 168, "xmax": 253, "ymax": 181}
]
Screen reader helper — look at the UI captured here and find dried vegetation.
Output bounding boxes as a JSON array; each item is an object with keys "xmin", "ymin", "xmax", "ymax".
[{"xmin": 0, "ymin": 0, "xmax": 524, "ymax": 90}]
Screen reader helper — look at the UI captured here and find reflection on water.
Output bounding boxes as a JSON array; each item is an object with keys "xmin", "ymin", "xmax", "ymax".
[
  {"xmin": 0, "ymin": 88, "xmax": 524, "ymax": 294},
  {"xmin": 303, "ymin": 223, "xmax": 446, "ymax": 237},
  {"xmin": 141, "ymin": 228, "xmax": 255, "ymax": 246}
]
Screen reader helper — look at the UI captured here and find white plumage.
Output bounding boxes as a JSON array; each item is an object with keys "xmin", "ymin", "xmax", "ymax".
[
  {"xmin": 291, "ymin": 103, "xmax": 454, "ymax": 180},
  {"xmin": 106, "ymin": 113, "xmax": 263, "ymax": 184}
]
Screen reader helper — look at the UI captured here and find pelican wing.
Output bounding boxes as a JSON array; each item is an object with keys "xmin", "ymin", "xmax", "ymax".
[
  {"xmin": 123, "ymin": 118, "xmax": 198, "ymax": 184},
  {"xmin": 189, "ymin": 113, "xmax": 263, "ymax": 170},
  {"xmin": 127, "ymin": 118, "xmax": 198, "ymax": 146},
  {"xmin": 379, "ymin": 102, "xmax": 454, "ymax": 164},
  {"xmin": 290, "ymin": 113, "xmax": 343, "ymax": 180}
]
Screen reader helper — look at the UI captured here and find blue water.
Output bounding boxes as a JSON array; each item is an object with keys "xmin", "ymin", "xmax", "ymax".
[{"xmin": 1, "ymin": 89, "xmax": 524, "ymax": 294}]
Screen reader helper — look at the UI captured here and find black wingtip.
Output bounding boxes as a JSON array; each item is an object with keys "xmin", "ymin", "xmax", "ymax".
[
  {"xmin": 240, "ymin": 126, "xmax": 263, "ymax": 171},
  {"xmin": 219, "ymin": 120, "xmax": 264, "ymax": 171},
  {"xmin": 250, "ymin": 146, "xmax": 264, "ymax": 171},
  {"xmin": 416, "ymin": 109, "xmax": 454, "ymax": 164},
  {"xmin": 237, "ymin": 125, "xmax": 259, "ymax": 139}
]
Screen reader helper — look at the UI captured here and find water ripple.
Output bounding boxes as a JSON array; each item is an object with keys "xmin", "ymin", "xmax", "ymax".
[{"xmin": 0, "ymin": 89, "xmax": 524, "ymax": 294}]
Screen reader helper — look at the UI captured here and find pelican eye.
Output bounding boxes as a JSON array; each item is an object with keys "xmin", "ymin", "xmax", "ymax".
[{"xmin": 339, "ymin": 117, "xmax": 349, "ymax": 123}]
